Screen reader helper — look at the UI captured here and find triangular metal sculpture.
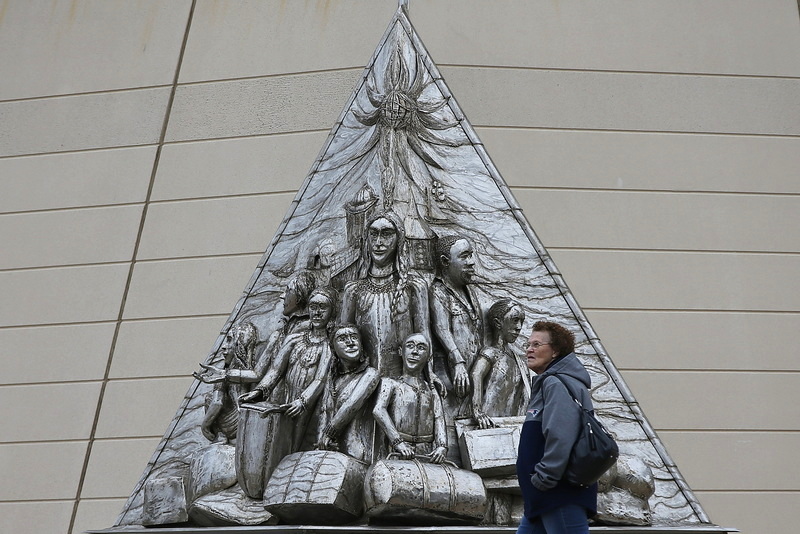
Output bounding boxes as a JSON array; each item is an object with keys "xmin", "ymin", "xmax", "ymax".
[{"xmin": 115, "ymin": 6, "xmax": 712, "ymax": 529}]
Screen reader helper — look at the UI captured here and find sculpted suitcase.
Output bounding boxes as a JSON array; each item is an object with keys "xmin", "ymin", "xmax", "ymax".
[
  {"xmin": 235, "ymin": 404, "xmax": 288, "ymax": 499},
  {"xmin": 263, "ymin": 450, "xmax": 368, "ymax": 524},
  {"xmin": 364, "ymin": 456, "xmax": 488, "ymax": 525}
]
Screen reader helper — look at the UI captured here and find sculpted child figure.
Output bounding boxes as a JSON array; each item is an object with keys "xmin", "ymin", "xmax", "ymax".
[
  {"xmin": 340, "ymin": 211, "xmax": 430, "ymax": 378},
  {"xmin": 372, "ymin": 333, "xmax": 447, "ymax": 463},
  {"xmin": 316, "ymin": 324, "xmax": 381, "ymax": 462},
  {"xmin": 241, "ymin": 287, "xmax": 337, "ymax": 452},
  {"xmin": 471, "ymin": 298, "xmax": 530, "ymax": 429},
  {"xmin": 430, "ymin": 235, "xmax": 482, "ymax": 407},
  {"xmin": 194, "ymin": 321, "xmax": 258, "ymax": 443}
]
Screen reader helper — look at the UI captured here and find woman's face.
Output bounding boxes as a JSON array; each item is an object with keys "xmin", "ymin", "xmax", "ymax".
[
  {"xmin": 333, "ymin": 327, "xmax": 362, "ymax": 364},
  {"xmin": 499, "ymin": 306, "xmax": 525, "ymax": 344},
  {"xmin": 368, "ymin": 217, "xmax": 398, "ymax": 268},
  {"xmin": 526, "ymin": 330, "xmax": 557, "ymax": 374},
  {"xmin": 307, "ymin": 294, "xmax": 333, "ymax": 328},
  {"xmin": 220, "ymin": 331, "xmax": 236, "ymax": 364}
]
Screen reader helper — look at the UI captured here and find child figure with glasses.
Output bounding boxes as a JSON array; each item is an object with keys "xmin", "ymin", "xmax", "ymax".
[{"xmin": 516, "ymin": 321, "xmax": 597, "ymax": 534}]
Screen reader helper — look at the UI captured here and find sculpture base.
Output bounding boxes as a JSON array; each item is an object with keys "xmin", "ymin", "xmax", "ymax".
[{"xmin": 90, "ymin": 525, "xmax": 737, "ymax": 534}]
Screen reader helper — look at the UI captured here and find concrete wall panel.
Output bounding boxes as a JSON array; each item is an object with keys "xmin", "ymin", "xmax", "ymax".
[
  {"xmin": 0, "ymin": 88, "xmax": 171, "ymax": 157},
  {"xmin": 623, "ymin": 372, "xmax": 800, "ymax": 430},
  {"xmin": 165, "ymin": 72, "xmax": 359, "ymax": 142},
  {"xmin": 0, "ymin": 264, "xmax": 130, "ymax": 327},
  {"xmin": 137, "ymin": 195, "xmax": 292, "ymax": 260},
  {"xmin": 72, "ymin": 498, "xmax": 128, "ymax": 534},
  {"xmin": 478, "ymin": 129, "xmax": 800, "ymax": 195},
  {"xmin": 0, "ymin": 500, "xmax": 74, "ymax": 534},
  {"xmin": 110, "ymin": 316, "xmax": 227, "ymax": 379},
  {"xmin": 0, "ymin": 441, "xmax": 88, "ymax": 500},
  {"xmin": 660, "ymin": 431, "xmax": 800, "ymax": 490},
  {"xmin": 0, "ymin": 205, "xmax": 143, "ymax": 270},
  {"xmin": 95, "ymin": 378, "xmax": 192, "ymax": 439},
  {"xmin": 122, "ymin": 255, "xmax": 261, "ymax": 319},
  {"xmin": 551, "ymin": 250, "xmax": 800, "ymax": 311},
  {"xmin": 179, "ymin": 0, "xmax": 395, "ymax": 83},
  {"xmin": 0, "ymin": 0, "xmax": 191, "ymax": 100},
  {"xmin": 80, "ymin": 438, "xmax": 161, "ymax": 498},
  {"xmin": 586, "ymin": 311, "xmax": 800, "ymax": 372},
  {"xmin": 413, "ymin": 0, "xmax": 800, "ymax": 77},
  {"xmin": 153, "ymin": 133, "xmax": 326, "ymax": 200},
  {"xmin": 0, "ymin": 147, "xmax": 155, "ymax": 213},
  {"xmin": 0, "ymin": 323, "xmax": 116, "ymax": 385},
  {"xmin": 514, "ymin": 189, "xmax": 800, "ymax": 252},
  {"xmin": 0, "ymin": 382, "xmax": 102, "ymax": 442},
  {"xmin": 697, "ymin": 491, "xmax": 800, "ymax": 534},
  {"xmin": 443, "ymin": 67, "xmax": 800, "ymax": 136}
]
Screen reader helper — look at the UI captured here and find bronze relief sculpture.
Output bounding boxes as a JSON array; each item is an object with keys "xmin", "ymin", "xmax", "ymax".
[{"xmin": 115, "ymin": 4, "xmax": 713, "ymax": 531}]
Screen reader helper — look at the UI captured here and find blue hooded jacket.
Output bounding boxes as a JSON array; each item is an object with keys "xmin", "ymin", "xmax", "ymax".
[{"xmin": 516, "ymin": 352, "xmax": 598, "ymax": 519}]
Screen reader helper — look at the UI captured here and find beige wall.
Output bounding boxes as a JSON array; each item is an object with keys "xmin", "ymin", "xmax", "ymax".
[{"xmin": 1, "ymin": 1, "xmax": 798, "ymax": 533}]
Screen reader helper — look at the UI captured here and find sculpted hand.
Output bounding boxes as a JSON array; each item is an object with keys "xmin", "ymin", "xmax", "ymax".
[
  {"xmin": 429, "ymin": 446, "xmax": 447, "ymax": 464},
  {"xmin": 283, "ymin": 398, "xmax": 305, "ymax": 418},
  {"xmin": 394, "ymin": 441, "xmax": 414, "ymax": 460},
  {"xmin": 193, "ymin": 363, "xmax": 226, "ymax": 384},
  {"xmin": 453, "ymin": 362, "xmax": 469, "ymax": 397},
  {"xmin": 475, "ymin": 410, "xmax": 496, "ymax": 430},
  {"xmin": 238, "ymin": 390, "xmax": 263, "ymax": 403}
]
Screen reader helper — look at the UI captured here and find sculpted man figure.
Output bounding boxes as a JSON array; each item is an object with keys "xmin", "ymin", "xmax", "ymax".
[
  {"xmin": 372, "ymin": 333, "xmax": 447, "ymax": 463},
  {"xmin": 316, "ymin": 324, "xmax": 381, "ymax": 462},
  {"xmin": 471, "ymin": 298, "xmax": 530, "ymax": 429},
  {"xmin": 340, "ymin": 211, "xmax": 430, "ymax": 378},
  {"xmin": 430, "ymin": 235, "xmax": 482, "ymax": 407}
]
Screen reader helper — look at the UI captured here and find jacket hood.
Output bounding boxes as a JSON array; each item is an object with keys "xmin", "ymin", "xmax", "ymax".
[{"xmin": 534, "ymin": 352, "xmax": 591, "ymax": 389}]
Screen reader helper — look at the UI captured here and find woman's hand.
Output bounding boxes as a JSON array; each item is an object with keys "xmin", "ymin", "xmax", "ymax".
[
  {"xmin": 282, "ymin": 398, "xmax": 305, "ymax": 418},
  {"xmin": 193, "ymin": 363, "xmax": 227, "ymax": 384},
  {"xmin": 238, "ymin": 389, "xmax": 263, "ymax": 403}
]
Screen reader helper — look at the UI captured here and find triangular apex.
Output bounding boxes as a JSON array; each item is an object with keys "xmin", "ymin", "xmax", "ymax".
[{"xmin": 116, "ymin": 7, "xmax": 707, "ymax": 529}]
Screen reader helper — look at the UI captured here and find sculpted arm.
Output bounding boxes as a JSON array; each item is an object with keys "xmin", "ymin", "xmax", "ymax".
[
  {"xmin": 325, "ymin": 369, "xmax": 381, "ymax": 439},
  {"xmin": 239, "ymin": 338, "xmax": 293, "ymax": 403},
  {"xmin": 373, "ymin": 379, "xmax": 413, "ymax": 459},
  {"xmin": 470, "ymin": 353, "xmax": 495, "ymax": 429},
  {"xmin": 410, "ymin": 276, "xmax": 431, "ymax": 342},
  {"xmin": 429, "ymin": 388, "xmax": 448, "ymax": 463},
  {"xmin": 340, "ymin": 283, "xmax": 357, "ymax": 325},
  {"xmin": 200, "ymin": 383, "xmax": 224, "ymax": 441},
  {"xmin": 286, "ymin": 346, "xmax": 333, "ymax": 417},
  {"xmin": 430, "ymin": 285, "xmax": 469, "ymax": 396}
]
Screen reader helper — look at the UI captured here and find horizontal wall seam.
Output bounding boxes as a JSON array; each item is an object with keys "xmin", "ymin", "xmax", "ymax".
[
  {"xmin": 0, "ymin": 202, "xmax": 146, "ymax": 217},
  {"xmin": 0, "ymin": 84, "xmax": 174, "ymax": 105},
  {"xmin": 0, "ymin": 314, "xmax": 228, "ymax": 331}
]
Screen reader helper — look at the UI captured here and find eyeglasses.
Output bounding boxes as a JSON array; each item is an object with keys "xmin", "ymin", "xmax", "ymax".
[{"xmin": 525, "ymin": 341, "xmax": 551, "ymax": 350}]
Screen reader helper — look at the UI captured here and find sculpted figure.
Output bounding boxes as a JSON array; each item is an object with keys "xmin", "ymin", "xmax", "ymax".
[
  {"xmin": 194, "ymin": 322, "xmax": 258, "ymax": 443},
  {"xmin": 471, "ymin": 299, "xmax": 530, "ymax": 429},
  {"xmin": 241, "ymin": 287, "xmax": 337, "ymax": 452},
  {"xmin": 430, "ymin": 235, "xmax": 482, "ymax": 403},
  {"xmin": 316, "ymin": 324, "xmax": 381, "ymax": 462},
  {"xmin": 340, "ymin": 211, "xmax": 430, "ymax": 378},
  {"xmin": 372, "ymin": 333, "xmax": 447, "ymax": 463}
]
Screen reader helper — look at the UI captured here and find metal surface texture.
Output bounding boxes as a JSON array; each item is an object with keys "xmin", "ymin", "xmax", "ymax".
[{"xmin": 114, "ymin": 3, "xmax": 718, "ymax": 531}]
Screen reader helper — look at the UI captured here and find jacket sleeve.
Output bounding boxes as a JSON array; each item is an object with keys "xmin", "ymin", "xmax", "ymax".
[{"xmin": 530, "ymin": 376, "xmax": 582, "ymax": 490}]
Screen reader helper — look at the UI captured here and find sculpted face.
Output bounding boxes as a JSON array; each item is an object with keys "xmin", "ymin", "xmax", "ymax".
[
  {"xmin": 282, "ymin": 284, "xmax": 300, "ymax": 316},
  {"xmin": 499, "ymin": 306, "xmax": 525, "ymax": 344},
  {"xmin": 333, "ymin": 326, "xmax": 362, "ymax": 365},
  {"xmin": 307, "ymin": 293, "xmax": 333, "ymax": 329},
  {"xmin": 402, "ymin": 333, "xmax": 430, "ymax": 373},
  {"xmin": 445, "ymin": 238, "xmax": 475, "ymax": 285},
  {"xmin": 220, "ymin": 330, "xmax": 236, "ymax": 365},
  {"xmin": 368, "ymin": 217, "xmax": 398, "ymax": 268}
]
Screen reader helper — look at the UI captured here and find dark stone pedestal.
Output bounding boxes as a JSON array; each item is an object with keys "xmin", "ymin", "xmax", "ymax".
[{"xmin": 89, "ymin": 525, "xmax": 737, "ymax": 534}]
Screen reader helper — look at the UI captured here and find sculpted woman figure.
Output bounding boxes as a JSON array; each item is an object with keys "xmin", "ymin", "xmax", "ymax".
[
  {"xmin": 241, "ymin": 287, "xmax": 338, "ymax": 452},
  {"xmin": 340, "ymin": 211, "xmax": 430, "ymax": 379},
  {"xmin": 471, "ymin": 298, "xmax": 530, "ymax": 429}
]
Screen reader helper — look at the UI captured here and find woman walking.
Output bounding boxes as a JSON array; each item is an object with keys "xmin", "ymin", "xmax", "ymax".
[{"xmin": 516, "ymin": 321, "xmax": 597, "ymax": 534}]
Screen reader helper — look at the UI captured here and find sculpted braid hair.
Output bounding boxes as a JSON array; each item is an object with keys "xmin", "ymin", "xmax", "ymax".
[
  {"xmin": 232, "ymin": 321, "xmax": 257, "ymax": 369},
  {"xmin": 362, "ymin": 211, "xmax": 409, "ymax": 314}
]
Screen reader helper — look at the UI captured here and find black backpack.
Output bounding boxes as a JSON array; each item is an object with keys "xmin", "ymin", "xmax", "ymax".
[{"xmin": 550, "ymin": 374, "xmax": 619, "ymax": 487}]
